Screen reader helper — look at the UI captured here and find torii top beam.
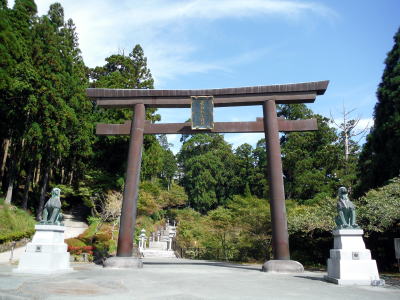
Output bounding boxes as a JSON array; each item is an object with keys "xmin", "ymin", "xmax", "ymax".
[{"xmin": 86, "ymin": 80, "xmax": 329, "ymax": 108}]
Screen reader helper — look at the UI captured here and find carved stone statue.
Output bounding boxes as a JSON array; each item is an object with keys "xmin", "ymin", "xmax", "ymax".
[
  {"xmin": 335, "ymin": 187, "xmax": 359, "ymax": 229},
  {"xmin": 40, "ymin": 187, "xmax": 64, "ymax": 225}
]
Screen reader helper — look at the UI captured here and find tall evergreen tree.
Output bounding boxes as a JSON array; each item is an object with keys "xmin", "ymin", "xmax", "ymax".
[
  {"xmin": 279, "ymin": 104, "xmax": 342, "ymax": 203},
  {"xmin": 1, "ymin": 0, "xmax": 38, "ymax": 203},
  {"xmin": 177, "ymin": 134, "xmax": 238, "ymax": 213},
  {"xmin": 234, "ymin": 143, "xmax": 256, "ymax": 196},
  {"xmin": 357, "ymin": 27, "xmax": 400, "ymax": 195},
  {"xmin": 22, "ymin": 3, "xmax": 92, "ymax": 216},
  {"xmin": 89, "ymin": 45, "xmax": 160, "ymax": 183}
]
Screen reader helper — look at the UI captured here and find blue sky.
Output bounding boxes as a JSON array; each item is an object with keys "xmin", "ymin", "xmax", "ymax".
[{"xmin": 23, "ymin": 0, "xmax": 400, "ymax": 152}]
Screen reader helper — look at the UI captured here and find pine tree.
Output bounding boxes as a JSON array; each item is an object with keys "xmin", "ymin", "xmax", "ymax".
[{"xmin": 357, "ymin": 27, "xmax": 400, "ymax": 195}]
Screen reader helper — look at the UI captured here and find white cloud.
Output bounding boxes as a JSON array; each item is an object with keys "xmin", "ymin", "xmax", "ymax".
[
  {"xmin": 22, "ymin": 0, "xmax": 336, "ymax": 86},
  {"xmin": 356, "ymin": 118, "xmax": 373, "ymax": 131},
  {"xmin": 224, "ymin": 133, "xmax": 265, "ymax": 150}
]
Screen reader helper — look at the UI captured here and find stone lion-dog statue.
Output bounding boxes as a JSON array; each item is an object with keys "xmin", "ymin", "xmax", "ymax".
[{"xmin": 40, "ymin": 187, "xmax": 64, "ymax": 226}]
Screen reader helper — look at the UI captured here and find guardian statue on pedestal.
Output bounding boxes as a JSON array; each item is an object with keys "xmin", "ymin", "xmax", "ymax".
[
  {"xmin": 40, "ymin": 187, "xmax": 64, "ymax": 226},
  {"xmin": 335, "ymin": 186, "xmax": 359, "ymax": 229}
]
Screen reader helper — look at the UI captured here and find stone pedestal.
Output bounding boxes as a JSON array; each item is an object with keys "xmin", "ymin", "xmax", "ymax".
[
  {"xmin": 14, "ymin": 225, "xmax": 72, "ymax": 274},
  {"xmin": 103, "ymin": 256, "xmax": 143, "ymax": 269},
  {"xmin": 325, "ymin": 229, "xmax": 384, "ymax": 285},
  {"xmin": 262, "ymin": 260, "xmax": 304, "ymax": 273}
]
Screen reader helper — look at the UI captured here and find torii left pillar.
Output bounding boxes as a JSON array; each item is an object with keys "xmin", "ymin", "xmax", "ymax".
[{"xmin": 103, "ymin": 103, "xmax": 145, "ymax": 268}]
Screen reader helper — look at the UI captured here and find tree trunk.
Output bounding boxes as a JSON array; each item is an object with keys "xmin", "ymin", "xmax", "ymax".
[
  {"xmin": 4, "ymin": 168, "xmax": 16, "ymax": 204},
  {"xmin": 61, "ymin": 166, "xmax": 65, "ymax": 184},
  {"xmin": 34, "ymin": 162, "xmax": 41, "ymax": 186},
  {"xmin": 344, "ymin": 130, "xmax": 349, "ymax": 162},
  {"xmin": 22, "ymin": 163, "xmax": 34, "ymax": 210},
  {"xmin": 68, "ymin": 170, "xmax": 74, "ymax": 185},
  {"xmin": 0, "ymin": 138, "xmax": 11, "ymax": 186},
  {"xmin": 5, "ymin": 141, "xmax": 21, "ymax": 204},
  {"xmin": 36, "ymin": 165, "xmax": 50, "ymax": 220}
]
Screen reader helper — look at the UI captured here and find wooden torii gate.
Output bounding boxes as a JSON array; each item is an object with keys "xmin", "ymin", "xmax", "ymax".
[{"xmin": 86, "ymin": 80, "xmax": 329, "ymax": 269}]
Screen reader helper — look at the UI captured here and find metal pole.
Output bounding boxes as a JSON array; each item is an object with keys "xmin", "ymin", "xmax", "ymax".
[
  {"xmin": 263, "ymin": 100, "xmax": 290, "ymax": 260},
  {"xmin": 117, "ymin": 103, "xmax": 145, "ymax": 257}
]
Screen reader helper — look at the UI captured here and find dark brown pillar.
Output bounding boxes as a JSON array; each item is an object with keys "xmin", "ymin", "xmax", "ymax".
[
  {"xmin": 263, "ymin": 100, "xmax": 290, "ymax": 260},
  {"xmin": 117, "ymin": 103, "xmax": 145, "ymax": 257}
]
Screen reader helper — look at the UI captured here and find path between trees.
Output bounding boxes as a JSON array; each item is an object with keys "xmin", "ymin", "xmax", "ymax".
[{"xmin": 0, "ymin": 212, "xmax": 88, "ymax": 264}]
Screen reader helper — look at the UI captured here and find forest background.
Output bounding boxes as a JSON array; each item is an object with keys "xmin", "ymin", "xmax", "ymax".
[{"xmin": 0, "ymin": 1, "xmax": 399, "ymax": 270}]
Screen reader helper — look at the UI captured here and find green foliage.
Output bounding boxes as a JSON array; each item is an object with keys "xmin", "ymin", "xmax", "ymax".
[
  {"xmin": 173, "ymin": 195, "xmax": 272, "ymax": 262},
  {"xmin": 0, "ymin": 204, "xmax": 35, "ymax": 243},
  {"xmin": 279, "ymin": 105, "xmax": 342, "ymax": 202},
  {"xmin": 138, "ymin": 180, "xmax": 188, "ymax": 218},
  {"xmin": 203, "ymin": 207, "xmax": 238, "ymax": 260},
  {"xmin": 249, "ymin": 139, "xmax": 268, "ymax": 198},
  {"xmin": 356, "ymin": 176, "xmax": 400, "ymax": 232},
  {"xmin": 358, "ymin": 27, "xmax": 400, "ymax": 195},
  {"xmin": 234, "ymin": 143, "xmax": 256, "ymax": 195},
  {"xmin": 159, "ymin": 183, "xmax": 188, "ymax": 208},
  {"xmin": 287, "ymin": 198, "xmax": 336, "ymax": 235},
  {"xmin": 138, "ymin": 190, "xmax": 161, "ymax": 217},
  {"xmin": 178, "ymin": 134, "xmax": 239, "ymax": 213},
  {"xmin": 73, "ymin": 219, "xmax": 117, "ymax": 258},
  {"xmin": 172, "ymin": 208, "xmax": 205, "ymax": 248},
  {"xmin": 65, "ymin": 237, "xmax": 86, "ymax": 247}
]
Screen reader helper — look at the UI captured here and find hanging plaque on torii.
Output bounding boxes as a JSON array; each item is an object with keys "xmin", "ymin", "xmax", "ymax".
[
  {"xmin": 191, "ymin": 96, "xmax": 214, "ymax": 130},
  {"xmin": 87, "ymin": 80, "xmax": 329, "ymax": 272}
]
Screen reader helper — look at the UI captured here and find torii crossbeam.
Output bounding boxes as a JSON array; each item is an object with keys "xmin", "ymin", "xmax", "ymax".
[{"xmin": 87, "ymin": 80, "xmax": 329, "ymax": 271}]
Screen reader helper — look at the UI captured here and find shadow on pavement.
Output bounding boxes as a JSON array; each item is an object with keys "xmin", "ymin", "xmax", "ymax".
[
  {"xmin": 294, "ymin": 275, "xmax": 327, "ymax": 282},
  {"xmin": 143, "ymin": 260, "xmax": 261, "ymax": 271}
]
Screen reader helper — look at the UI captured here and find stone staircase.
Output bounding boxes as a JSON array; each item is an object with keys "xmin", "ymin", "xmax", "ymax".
[
  {"xmin": 141, "ymin": 249, "xmax": 177, "ymax": 258},
  {"xmin": 140, "ymin": 222, "xmax": 177, "ymax": 259}
]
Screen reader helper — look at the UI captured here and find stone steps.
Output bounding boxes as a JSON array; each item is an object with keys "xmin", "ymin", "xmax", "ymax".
[{"xmin": 141, "ymin": 249, "xmax": 177, "ymax": 258}]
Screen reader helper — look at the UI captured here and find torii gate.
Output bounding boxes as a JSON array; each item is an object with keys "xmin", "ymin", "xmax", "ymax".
[{"xmin": 86, "ymin": 80, "xmax": 329, "ymax": 271}]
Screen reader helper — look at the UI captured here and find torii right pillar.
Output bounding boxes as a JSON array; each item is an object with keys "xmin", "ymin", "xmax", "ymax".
[{"xmin": 262, "ymin": 100, "xmax": 304, "ymax": 273}]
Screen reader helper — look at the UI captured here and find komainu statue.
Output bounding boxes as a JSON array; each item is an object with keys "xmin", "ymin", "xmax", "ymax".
[
  {"xmin": 40, "ymin": 187, "xmax": 64, "ymax": 226},
  {"xmin": 335, "ymin": 186, "xmax": 359, "ymax": 229}
]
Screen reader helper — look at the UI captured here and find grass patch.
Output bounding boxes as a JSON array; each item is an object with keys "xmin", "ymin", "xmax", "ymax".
[{"xmin": 0, "ymin": 204, "xmax": 36, "ymax": 243}]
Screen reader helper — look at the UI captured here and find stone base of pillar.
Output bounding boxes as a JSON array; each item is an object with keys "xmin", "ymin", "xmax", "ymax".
[
  {"xmin": 261, "ymin": 260, "xmax": 304, "ymax": 273},
  {"xmin": 103, "ymin": 256, "xmax": 143, "ymax": 269}
]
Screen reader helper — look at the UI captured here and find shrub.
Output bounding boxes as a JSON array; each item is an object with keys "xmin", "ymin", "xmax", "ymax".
[
  {"xmin": 68, "ymin": 246, "xmax": 94, "ymax": 255},
  {"xmin": 356, "ymin": 177, "xmax": 400, "ymax": 232},
  {"xmin": 65, "ymin": 238, "xmax": 86, "ymax": 248},
  {"xmin": 0, "ymin": 205, "xmax": 35, "ymax": 243}
]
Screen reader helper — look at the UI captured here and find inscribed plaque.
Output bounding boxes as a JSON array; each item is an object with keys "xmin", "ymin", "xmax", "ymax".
[{"xmin": 191, "ymin": 96, "xmax": 214, "ymax": 130}]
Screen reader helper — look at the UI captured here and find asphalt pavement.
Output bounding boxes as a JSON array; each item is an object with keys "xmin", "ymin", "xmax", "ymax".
[{"xmin": 0, "ymin": 258, "xmax": 398, "ymax": 299}]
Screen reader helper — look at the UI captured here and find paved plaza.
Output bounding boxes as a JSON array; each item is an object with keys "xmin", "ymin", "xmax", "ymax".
[{"xmin": 0, "ymin": 258, "xmax": 398, "ymax": 299}]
